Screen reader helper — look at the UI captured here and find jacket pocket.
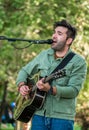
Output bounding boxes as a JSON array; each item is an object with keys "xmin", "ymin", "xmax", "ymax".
[{"xmin": 53, "ymin": 98, "xmax": 76, "ymax": 114}]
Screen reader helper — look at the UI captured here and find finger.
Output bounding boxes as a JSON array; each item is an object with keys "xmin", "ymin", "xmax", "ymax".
[
  {"xmin": 20, "ymin": 87, "xmax": 30, "ymax": 96},
  {"xmin": 20, "ymin": 90, "xmax": 28, "ymax": 96},
  {"xmin": 22, "ymin": 85, "xmax": 30, "ymax": 92},
  {"xmin": 41, "ymin": 78, "xmax": 45, "ymax": 82}
]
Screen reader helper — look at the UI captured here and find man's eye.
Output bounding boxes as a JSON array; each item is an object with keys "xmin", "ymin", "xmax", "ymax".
[{"xmin": 58, "ymin": 33, "xmax": 62, "ymax": 35}]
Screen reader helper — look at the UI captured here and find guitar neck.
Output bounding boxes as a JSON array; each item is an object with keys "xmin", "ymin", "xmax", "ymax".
[
  {"xmin": 43, "ymin": 74, "xmax": 54, "ymax": 83},
  {"xmin": 43, "ymin": 69, "xmax": 65, "ymax": 83}
]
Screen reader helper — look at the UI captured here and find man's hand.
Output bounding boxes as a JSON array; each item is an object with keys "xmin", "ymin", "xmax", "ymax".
[
  {"xmin": 36, "ymin": 78, "xmax": 51, "ymax": 92},
  {"xmin": 19, "ymin": 85, "xmax": 31, "ymax": 96}
]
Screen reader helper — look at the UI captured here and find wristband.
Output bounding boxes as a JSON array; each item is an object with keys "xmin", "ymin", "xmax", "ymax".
[{"xmin": 48, "ymin": 86, "xmax": 53, "ymax": 95}]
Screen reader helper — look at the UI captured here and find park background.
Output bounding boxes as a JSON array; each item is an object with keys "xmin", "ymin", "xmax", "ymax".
[{"xmin": 0, "ymin": 0, "xmax": 89, "ymax": 130}]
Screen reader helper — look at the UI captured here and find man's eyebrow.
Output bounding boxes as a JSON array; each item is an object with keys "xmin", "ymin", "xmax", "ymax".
[{"xmin": 57, "ymin": 30, "xmax": 63, "ymax": 34}]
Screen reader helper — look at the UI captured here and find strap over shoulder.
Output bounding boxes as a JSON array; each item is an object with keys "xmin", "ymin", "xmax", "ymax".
[{"xmin": 52, "ymin": 52, "xmax": 75, "ymax": 74}]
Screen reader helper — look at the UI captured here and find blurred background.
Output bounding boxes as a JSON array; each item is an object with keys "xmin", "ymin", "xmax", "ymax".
[{"xmin": 0, "ymin": 0, "xmax": 89, "ymax": 130}]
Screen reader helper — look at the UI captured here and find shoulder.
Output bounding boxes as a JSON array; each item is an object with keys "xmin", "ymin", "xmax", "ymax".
[
  {"xmin": 72, "ymin": 51, "xmax": 87, "ymax": 69},
  {"xmin": 74, "ymin": 52, "xmax": 86, "ymax": 62}
]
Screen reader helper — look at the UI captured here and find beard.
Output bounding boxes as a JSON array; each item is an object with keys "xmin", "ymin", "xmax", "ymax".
[{"xmin": 51, "ymin": 40, "xmax": 66, "ymax": 51}]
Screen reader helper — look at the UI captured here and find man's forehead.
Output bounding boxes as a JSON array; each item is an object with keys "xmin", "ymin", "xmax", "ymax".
[{"xmin": 55, "ymin": 26, "xmax": 68, "ymax": 33}]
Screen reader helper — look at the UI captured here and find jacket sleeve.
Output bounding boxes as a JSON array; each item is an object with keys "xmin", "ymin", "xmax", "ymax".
[
  {"xmin": 55, "ymin": 56, "xmax": 87, "ymax": 99},
  {"xmin": 16, "ymin": 54, "xmax": 41, "ymax": 86}
]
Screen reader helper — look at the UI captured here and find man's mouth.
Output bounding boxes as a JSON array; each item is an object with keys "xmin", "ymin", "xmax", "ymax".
[{"xmin": 52, "ymin": 40, "xmax": 57, "ymax": 44}]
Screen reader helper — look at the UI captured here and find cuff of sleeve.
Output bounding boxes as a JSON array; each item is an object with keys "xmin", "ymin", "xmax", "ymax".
[
  {"xmin": 54, "ymin": 86, "xmax": 61, "ymax": 101},
  {"xmin": 48, "ymin": 86, "xmax": 53, "ymax": 95}
]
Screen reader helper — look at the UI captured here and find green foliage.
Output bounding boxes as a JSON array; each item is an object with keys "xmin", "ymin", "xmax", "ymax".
[{"xmin": 0, "ymin": 1, "xmax": 89, "ymax": 124}]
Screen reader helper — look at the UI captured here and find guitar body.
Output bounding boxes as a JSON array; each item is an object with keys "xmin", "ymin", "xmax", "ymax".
[
  {"xmin": 14, "ymin": 87, "xmax": 46, "ymax": 123},
  {"xmin": 14, "ymin": 69, "xmax": 65, "ymax": 123}
]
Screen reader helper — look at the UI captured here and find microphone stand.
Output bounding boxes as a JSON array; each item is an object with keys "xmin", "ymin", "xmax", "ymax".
[
  {"xmin": 0, "ymin": 36, "xmax": 52, "ymax": 49},
  {"xmin": 0, "ymin": 36, "xmax": 34, "ymax": 49},
  {"xmin": 0, "ymin": 36, "xmax": 39, "ymax": 43}
]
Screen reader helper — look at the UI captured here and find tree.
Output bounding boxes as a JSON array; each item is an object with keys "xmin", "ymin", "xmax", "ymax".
[{"xmin": 0, "ymin": 0, "xmax": 89, "ymax": 129}]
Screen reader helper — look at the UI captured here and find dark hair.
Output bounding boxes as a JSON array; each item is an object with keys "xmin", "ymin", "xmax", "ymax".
[{"xmin": 53, "ymin": 20, "xmax": 77, "ymax": 41}]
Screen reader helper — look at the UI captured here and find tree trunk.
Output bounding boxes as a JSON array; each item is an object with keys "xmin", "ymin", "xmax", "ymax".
[{"xmin": 0, "ymin": 81, "xmax": 8, "ymax": 129}]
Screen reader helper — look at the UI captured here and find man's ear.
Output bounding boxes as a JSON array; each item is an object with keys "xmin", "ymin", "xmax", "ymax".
[{"xmin": 66, "ymin": 38, "xmax": 73, "ymax": 45}]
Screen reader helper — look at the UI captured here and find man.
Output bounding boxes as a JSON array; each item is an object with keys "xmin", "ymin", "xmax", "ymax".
[{"xmin": 16, "ymin": 20, "xmax": 87, "ymax": 130}]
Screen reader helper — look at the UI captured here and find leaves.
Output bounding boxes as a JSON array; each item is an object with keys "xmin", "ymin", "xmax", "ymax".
[{"xmin": 0, "ymin": 0, "xmax": 89, "ymax": 110}]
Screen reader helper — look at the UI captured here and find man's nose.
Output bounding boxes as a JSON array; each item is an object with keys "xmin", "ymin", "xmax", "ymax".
[{"xmin": 52, "ymin": 33, "xmax": 57, "ymax": 38}]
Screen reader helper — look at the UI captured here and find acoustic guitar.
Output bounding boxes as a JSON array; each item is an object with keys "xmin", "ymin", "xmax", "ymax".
[{"xmin": 14, "ymin": 69, "xmax": 66, "ymax": 123}]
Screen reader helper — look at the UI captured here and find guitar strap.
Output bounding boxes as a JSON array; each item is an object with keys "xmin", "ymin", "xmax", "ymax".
[
  {"xmin": 47, "ymin": 51, "xmax": 76, "ymax": 93},
  {"xmin": 51, "ymin": 51, "xmax": 75, "ymax": 74},
  {"xmin": 47, "ymin": 51, "xmax": 75, "ymax": 85}
]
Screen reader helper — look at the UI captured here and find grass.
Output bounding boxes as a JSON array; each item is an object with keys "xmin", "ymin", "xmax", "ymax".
[
  {"xmin": 0, "ymin": 124, "xmax": 14, "ymax": 130},
  {"xmin": 0, "ymin": 123, "xmax": 81, "ymax": 130},
  {"xmin": 74, "ymin": 124, "xmax": 81, "ymax": 130}
]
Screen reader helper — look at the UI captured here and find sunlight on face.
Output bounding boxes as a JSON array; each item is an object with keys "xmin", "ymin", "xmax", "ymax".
[{"xmin": 51, "ymin": 26, "xmax": 68, "ymax": 51}]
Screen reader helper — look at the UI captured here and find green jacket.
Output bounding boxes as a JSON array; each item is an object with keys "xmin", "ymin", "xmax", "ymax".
[{"xmin": 16, "ymin": 48, "xmax": 87, "ymax": 120}]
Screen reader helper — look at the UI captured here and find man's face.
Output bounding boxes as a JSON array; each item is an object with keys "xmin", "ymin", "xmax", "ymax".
[{"xmin": 51, "ymin": 26, "xmax": 68, "ymax": 51}]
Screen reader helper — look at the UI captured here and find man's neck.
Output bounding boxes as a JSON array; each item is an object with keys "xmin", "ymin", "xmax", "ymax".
[{"xmin": 55, "ymin": 48, "xmax": 69, "ymax": 58}]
